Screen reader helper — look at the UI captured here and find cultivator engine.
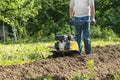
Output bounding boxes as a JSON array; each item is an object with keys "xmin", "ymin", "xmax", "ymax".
[{"xmin": 50, "ymin": 35, "xmax": 80, "ymax": 55}]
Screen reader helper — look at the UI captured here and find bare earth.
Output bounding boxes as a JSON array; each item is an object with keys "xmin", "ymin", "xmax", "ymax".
[{"xmin": 0, "ymin": 44, "xmax": 120, "ymax": 80}]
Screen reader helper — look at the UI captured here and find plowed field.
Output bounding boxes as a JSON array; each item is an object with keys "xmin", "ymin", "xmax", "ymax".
[{"xmin": 0, "ymin": 44, "xmax": 120, "ymax": 80}]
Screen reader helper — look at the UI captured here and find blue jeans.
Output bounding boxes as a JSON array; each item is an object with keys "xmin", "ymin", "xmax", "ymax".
[{"xmin": 74, "ymin": 16, "xmax": 91, "ymax": 54}]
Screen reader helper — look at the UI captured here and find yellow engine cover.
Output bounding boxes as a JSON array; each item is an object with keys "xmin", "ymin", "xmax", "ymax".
[{"xmin": 70, "ymin": 41, "xmax": 79, "ymax": 51}]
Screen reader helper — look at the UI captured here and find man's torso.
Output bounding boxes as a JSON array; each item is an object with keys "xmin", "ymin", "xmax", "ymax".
[{"xmin": 72, "ymin": 0, "xmax": 91, "ymax": 17}]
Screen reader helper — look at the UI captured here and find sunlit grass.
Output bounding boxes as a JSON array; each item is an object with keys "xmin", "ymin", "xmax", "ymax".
[
  {"xmin": 0, "ymin": 39, "xmax": 120, "ymax": 66},
  {"xmin": 0, "ymin": 42, "xmax": 53, "ymax": 66},
  {"xmin": 91, "ymin": 39, "xmax": 120, "ymax": 47}
]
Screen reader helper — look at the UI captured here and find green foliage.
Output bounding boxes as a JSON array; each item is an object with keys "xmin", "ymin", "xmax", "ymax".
[
  {"xmin": 91, "ymin": 26, "xmax": 118, "ymax": 40},
  {"xmin": 0, "ymin": 40, "xmax": 120, "ymax": 66},
  {"xmin": 69, "ymin": 72, "xmax": 85, "ymax": 80},
  {"xmin": 0, "ymin": 42, "xmax": 52, "ymax": 65},
  {"xmin": 42, "ymin": 76, "xmax": 52, "ymax": 80},
  {"xmin": 113, "ymin": 74, "xmax": 120, "ymax": 80},
  {"xmin": 34, "ymin": 76, "xmax": 52, "ymax": 80},
  {"xmin": 0, "ymin": 0, "xmax": 42, "ymax": 41},
  {"xmin": 95, "ymin": 0, "xmax": 120, "ymax": 36},
  {"xmin": 91, "ymin": 26, "xmax": 102, "ymax": 38},
  {"xmin": 101, "ymin": 27, "xmax": 118, "ymax": 40},
  {"xmin": 112, "ymin": 38, "xmax": 120, "ymax": 42},
  {"xmin": 1, "ymin": 0, "xmax": 120, "ymax": 42},
  {"xmin": 86, "ymin": 60, "xmax": 94, "ymax": 79},
  {"xmin": 86, "ymin": 60, "xmax": 94, "ymax": 69},
  {"xmin": 26, "ymin": 0, "xmax": 70, "ymax": 41},
  {"xmin": 28, "ymin": 50, "xmax": 44, "ymax": 60}
]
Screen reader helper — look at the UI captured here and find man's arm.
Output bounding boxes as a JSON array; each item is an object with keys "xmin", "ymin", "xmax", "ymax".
[
  {"xmin": 90, "ymin": 0, "xmax": 96, "ymax": 23},
  {"xmin": 69, "ymin": 0, "xmax": 74, "ymax": 19},
  {"xmin": 69, "ymin": 8, "xmax": 74, "ymax": 19},
  {"xmin": 90, "ymin": 5, "xmax": 95, "ymax": 20}
]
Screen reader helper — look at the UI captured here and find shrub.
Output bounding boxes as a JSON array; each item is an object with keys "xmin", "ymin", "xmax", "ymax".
[
  {"xmin": 91, "ymin": 26, "xmax": 118, "ymax": 40},
  {"xmin": 91, "ymin": 25, "xmax": 102, "ymax": 39},
  {"xmin": 101, "ymin": 27, "xmax": 118, "ymax": 40}
]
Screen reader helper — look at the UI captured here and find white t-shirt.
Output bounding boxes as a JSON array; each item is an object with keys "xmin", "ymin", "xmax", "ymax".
[{"xmin": 70, "ymin": 0, "xmax": 94, "ymax": 17}]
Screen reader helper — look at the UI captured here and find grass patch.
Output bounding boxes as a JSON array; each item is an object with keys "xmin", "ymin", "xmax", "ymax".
[
  {"xmin": 91, "ymin": 39, "xmax": 120, "ymax": 47},
  {"xmin": 0, "ymin": 39, "xmax": 120, "ymax": 66},
  {"xmin": 0, "ymin": 42, "xmax": 53, "ymax": 66}
]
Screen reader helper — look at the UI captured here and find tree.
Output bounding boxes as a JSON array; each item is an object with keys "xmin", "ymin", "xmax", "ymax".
[
  {"xmin": 95, "ymin": 0, "xmax": 120, "ymax": 36},
  {"xmin": 26, "ymin": 0, "xmax": 70, "ymax": 38},
  {"xmin": 0, "ymin": 0, "xmax": 41, "ymax": 42}
]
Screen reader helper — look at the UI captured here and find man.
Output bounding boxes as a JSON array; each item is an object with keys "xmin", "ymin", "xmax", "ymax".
[{"xmin": 69, "ymin": 0, "xmax": 96, "ymax": 54}]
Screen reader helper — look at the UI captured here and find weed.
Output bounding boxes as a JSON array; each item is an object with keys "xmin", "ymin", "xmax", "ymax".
[
  {"xmin": 69, "ymin": 60, "xmax": 95, "ymax": 80},
  {"xmin": 86, "ymin": 59, "xmax": 95, "ymax": 79},
  {"xmin": 114, "ymin": 74, "xmax": 120, "ymax": 80},
  {"xmin": 69, "ymin": 72, "xmax": 85, "ymax": 80}
]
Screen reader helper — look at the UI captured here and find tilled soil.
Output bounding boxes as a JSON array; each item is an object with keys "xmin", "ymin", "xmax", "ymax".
[{"xmin": 0, "ymin": 44, "xmax": 120, "ymax": 80}]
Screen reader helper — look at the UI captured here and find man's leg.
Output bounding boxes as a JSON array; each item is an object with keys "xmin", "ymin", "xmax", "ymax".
[
  {"xmin": 74, "ymin": 24, "xmax": 83, "ymax": 53},
  {"xmin": 83, "ymin": 22, "xmax": 91, "ymax": 54}
]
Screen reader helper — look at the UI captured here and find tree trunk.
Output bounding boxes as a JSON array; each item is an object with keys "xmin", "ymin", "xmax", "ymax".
[
  {"xmin": 13, "ymin": 26, "xmax": 17, "ymax": 42},
  {"xmin": 2, "ymin": 22, "xmax": 6, "ymax": 42}
]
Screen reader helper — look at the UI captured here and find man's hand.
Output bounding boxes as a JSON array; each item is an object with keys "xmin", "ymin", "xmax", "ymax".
[
  {"xmin": 91, "ymin": 18, "xmax": 96, "ymax": 24},
  {"xmin": 69, "ymin": 18, "xmax": 73, "ymax": 25}
]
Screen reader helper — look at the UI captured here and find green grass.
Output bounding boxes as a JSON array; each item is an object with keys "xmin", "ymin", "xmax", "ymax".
[
  {"xmin": 0, "ymin": 42, "xmax": 53, "ymax": 66},
  {"xmin": 0, "ymin": 39, "xmax": 120, "ymax": 66},
  {"xmin": 91, "ymin": 39, "xmax": 120, "ymax": 47}
]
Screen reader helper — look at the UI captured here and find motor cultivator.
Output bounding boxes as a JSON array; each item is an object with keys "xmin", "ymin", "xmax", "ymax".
[
  {"xmin": 50, "ymin": 20, "xmax": 90, "ymax": 56},
  {"xmin": 50, "ymin": 34, "xmax": 80, "ymax": 55}
]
